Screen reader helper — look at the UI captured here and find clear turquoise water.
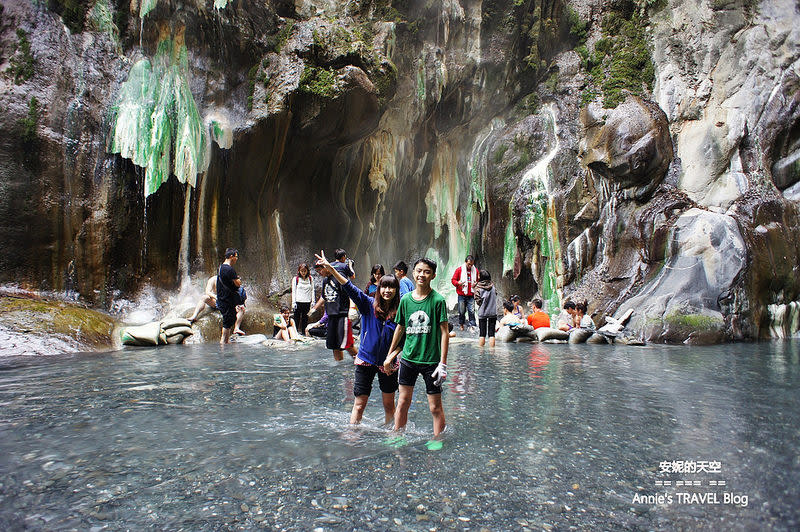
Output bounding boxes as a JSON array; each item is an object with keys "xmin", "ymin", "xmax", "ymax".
[{"xmin": 1, "ymin": 339, "xmax": 798, "ymax": 530}]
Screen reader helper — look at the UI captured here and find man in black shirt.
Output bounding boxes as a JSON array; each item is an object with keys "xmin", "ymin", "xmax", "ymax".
[
  {"xmin": 315, "ymin": 250, "xmax": 357, "ymax": 361},
  {"xmin": 217, "ymin": 248, "xmax": 242, "ymax": 344}
]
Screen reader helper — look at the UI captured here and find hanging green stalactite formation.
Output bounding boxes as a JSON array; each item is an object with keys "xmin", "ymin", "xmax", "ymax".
[{"xmin": 108, "ymin": 38, "xmax": 208, "ymax": 197}]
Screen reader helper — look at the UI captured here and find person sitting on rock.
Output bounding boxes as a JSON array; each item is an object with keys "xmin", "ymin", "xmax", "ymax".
[
  {"xmin": 188, "ymin": 275, "xmax": 218, "ymax": 323},
  {"xmin": 527, "ymin": 298, "xmax": 551, "ymax": 329},
  {"xmin": 273, "ymin": 305, "xmax": 300, "ymax": 341},
  {"xmin": 556, "ymin": 301, "xmax": 576, "ymax": 331},
  {"xmin": 188, "ymin": 274, "xmax": 245, "ymax": 335},
  {"xmin": 510, "ymin": 295, "xmax": 524, "ymax": 320},
  {"xmin": 498, "ymin": 300, "xmax": 523, "ymax": 329},
  {"xmin": 306, "ymin": 311, "xmax": 329, "ymax": 338},
  {"xmin": 573, "ymin": 300, "xmax": 595, "ymax": 330}
]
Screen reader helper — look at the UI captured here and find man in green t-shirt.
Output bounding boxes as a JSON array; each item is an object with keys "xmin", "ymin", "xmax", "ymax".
[{"xmin": 384, "ymin": 258, "xmax": 449, "ymax": 437}]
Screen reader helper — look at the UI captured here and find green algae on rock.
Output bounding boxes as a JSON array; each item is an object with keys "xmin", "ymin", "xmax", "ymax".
[{"xmin": 0, "ymin": 294, "xmax": 116, "ymax": 352}]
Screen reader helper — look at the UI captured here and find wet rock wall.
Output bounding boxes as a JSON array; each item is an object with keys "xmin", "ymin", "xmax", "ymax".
[{"xmin": 1, "ymin": 0, "xmax": 799, "ymax": 341}]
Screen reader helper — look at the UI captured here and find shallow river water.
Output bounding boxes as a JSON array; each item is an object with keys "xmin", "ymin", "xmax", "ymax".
[{"xmin": 1, "ymin": 338, "xmax": 799, "ymax": 530}]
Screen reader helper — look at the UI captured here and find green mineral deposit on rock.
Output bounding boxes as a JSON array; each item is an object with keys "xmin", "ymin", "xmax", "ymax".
[
  {"xmin": 108, "ymin": 38, "xmax": 209, "ymax": 197},
  {"xmin": 139, "ymin": 0, "xmax": 159, "ymax": 19},
  {"xmin": 502, "ymin": 215, "xmax": 517, "ymax": 275}
]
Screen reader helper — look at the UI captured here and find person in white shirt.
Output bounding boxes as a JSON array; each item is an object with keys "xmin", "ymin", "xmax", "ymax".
[{"xmin": 291, "ymin": 262, "xmax": 315, "ymax": 335}]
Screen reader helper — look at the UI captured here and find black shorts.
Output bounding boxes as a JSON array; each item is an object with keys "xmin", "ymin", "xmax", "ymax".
[
  {"xmin": 478, "ymin": 317, "xmax": 496, "ymax": 338},
  {"xmin": 353, "ymin": 364, "xmax": 399, "ymax": 396},
  {"xmin": 217, "ymin": 301, "xmax": 236, "ymax": 329},
  {"xmin": 326, "ymin": 315, "xmax": 353, "ymax": 351},
  {"xmin": 398, "ymin": 358, "xmax": 442, "ymax": 395}
]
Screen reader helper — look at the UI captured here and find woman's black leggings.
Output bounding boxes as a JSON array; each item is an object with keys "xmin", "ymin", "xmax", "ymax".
[{"xmin": 294, "ymin": 302, "xmax": 311, "ymax": 334}]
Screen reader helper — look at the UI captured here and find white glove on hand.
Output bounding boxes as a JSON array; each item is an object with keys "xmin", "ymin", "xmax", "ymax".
[{"xmin": 431, "ymin": 363, "xmax": 447, "ymax": 386}]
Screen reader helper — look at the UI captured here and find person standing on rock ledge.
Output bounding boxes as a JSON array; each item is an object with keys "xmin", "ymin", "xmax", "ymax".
[{"xmin": 216, "ymin": 248, "xmax": 243, "ymax": 344}]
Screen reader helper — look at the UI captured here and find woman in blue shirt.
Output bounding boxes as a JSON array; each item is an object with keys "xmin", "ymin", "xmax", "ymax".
[
  {"xmin": 365, "ymin": 264, "xmax": 385, "ymax": 296},
  {"xmin": 315, "ymin": 251, "xmax": 400, "ymax": 425}
]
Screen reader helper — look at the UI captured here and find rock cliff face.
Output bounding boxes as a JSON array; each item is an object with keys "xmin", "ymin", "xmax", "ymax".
[{"xmin": 1, "ymin": 0, "xmax": 798, "ymax": 342}]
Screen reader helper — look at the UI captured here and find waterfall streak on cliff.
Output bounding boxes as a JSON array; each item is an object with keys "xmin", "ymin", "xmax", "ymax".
[
  {"xmin": 521, "ymin": 104, "xmax": 559, "ymax": 194},
  {"xmin": 271, "ymin": 211, "xmax": 289, "ymax": 292},
  {"xmin": 516, "ymin": 104, "xmax": 563, "ymax": 310},
  {"xmin": 469, "ymin": 118, "xmax": 504, "ymax": 213},
  {"xmin": 178, "ymin": 184, "xmax": 192, "ymax": 287}
]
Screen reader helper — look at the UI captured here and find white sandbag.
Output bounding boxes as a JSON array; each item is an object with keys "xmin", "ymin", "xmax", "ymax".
[
  {"xmin": 535, "ymin": 327, "xmax": 569, "ymax": 341},
  {"xmin": 586, "ymin": 332, "xmax": 609, "ymax": 344},
  {"xmin": 231, "ymin": 333, "xmax": 269, "ymax": 344},
  {"xmin": 569, "ymin": 328, "xmax": 594, "ymax": 344},
  {"xmin": 165, "ymin": 326, "xmax": 194, "ymax": 338},
  {"xmin": 513, "ymin": 324, "xmax": 539, "ymax": 341},
  {"xmin": 161, "ymin": 317, "xmax": 192, "ymax": 330},
  {"xmin": 495, "ymin": 326, "xmax": 515, "ymax": 343},
  {"xmin": 166, "ymin": 334, "xmax": 187, "ymax": 344},
  {"xmin": 121, "ymin": 322, "xmax": 162, "ymax": 346}
]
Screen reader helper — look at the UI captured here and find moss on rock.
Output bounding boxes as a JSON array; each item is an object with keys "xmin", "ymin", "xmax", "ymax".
[
  {"xmin": 580, "ymin": 2, "xmax": 655, "ymax": 108},
  {"xmin": 0, "ymin": 294, "xmax": 116, "ymax": 350}
]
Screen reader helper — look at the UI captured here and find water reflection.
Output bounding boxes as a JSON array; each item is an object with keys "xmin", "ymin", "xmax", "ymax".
[
  {"xmin": 527, "ymin": 345, "xmax": 550, "ymax": 382},
  {"xmin": 0, "ymin": 341, "xmax": 798, "ymax": 529}
]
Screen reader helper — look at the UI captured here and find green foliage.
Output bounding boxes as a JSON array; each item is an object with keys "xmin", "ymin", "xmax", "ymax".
[
  {"xmin": 505, "ymin": 136, "xmax": 531, "ymax": 175},
  {"xmin": 47, "ymin": 0, "xmax": 88, "ymax": 34},
  {"xmin": 582, "ymin": 6, "xmax": 655, "ymax": 108},
  {"xmin": 370, "ymin": 0, "xmax": 405, "ymax": 21},
  {"xmin": 19, "ymin": 96, "xmax": 40, "ymax": 146},
  {"xmin": 247, "ymin": 65, "xmax": 257, "ymax": 110},
  {"xmin": 521, "ymin": 4, "xmax": 559, "ymax": 73},
  {"xmin": 517, "ymin": 92, "xmax": 540, "ymax": 114},
  {"xmin": 299, "ymin": 66, "xmax": 339, "ymax": 98},
  {"xmin": 543, "ymin": 71, "xmax": 558, "ymax": 92},
  {"xmin": 566, "ymin": 6, "xmax": 588, "ymax": 44},
  {"xmin": 494, "ymin": 144, "xmax": 509, "ymax": 165},
  {"xmin": 8, "ymin": 29, "xmax": 36, "ymax": 84},
  {"xmin": 268, "ymin": 22, "xmax": 294, "ymax": 54},
  {"xmin": 373, "ymin": 60, "xmax": 398, "ymax": 104},
  {"xmin": 633, "ymin": 0, "xmax": 667, "ymax": 14},
  {"xmin": 90, "ymin": 0, "xmax": 121, "ymax": 46}
]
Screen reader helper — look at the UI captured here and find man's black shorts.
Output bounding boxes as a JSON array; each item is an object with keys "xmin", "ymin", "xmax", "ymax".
[
  {"xmin": 217, "ymin": 301, "xmax": 236, "ymax": 329},
  {"xmin": 326, "ymin": 315, "xmax": 353, "ymax": 350},
  {"xmin": 398, "ymin": 358, "xmax": 442, "ymax": 395},
  {"xmin": 353, "ymin": 364, "xmax": 399, "ymax": 396}
]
